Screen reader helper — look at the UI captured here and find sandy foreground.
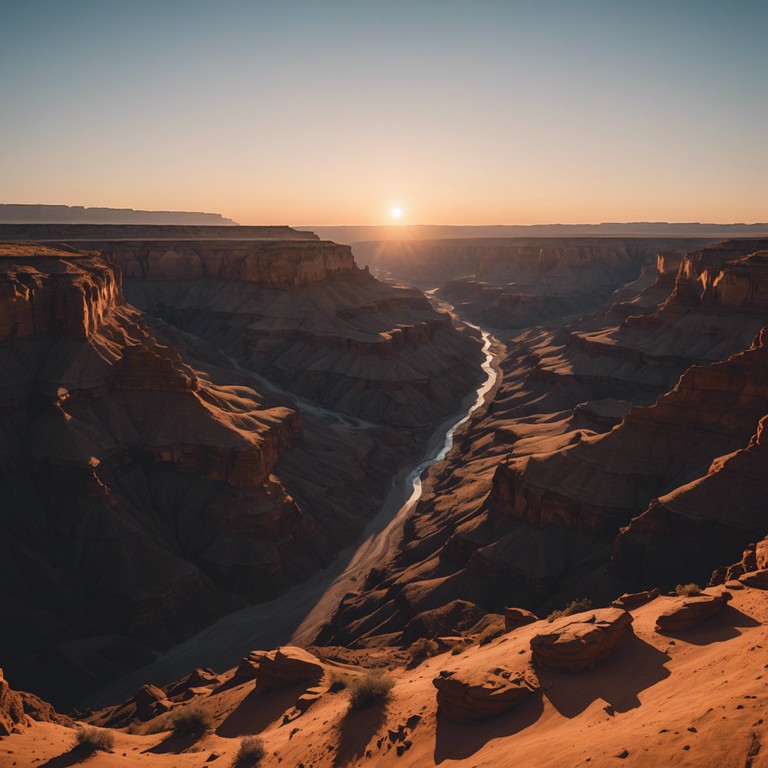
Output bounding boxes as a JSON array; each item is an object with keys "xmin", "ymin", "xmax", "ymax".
[{"xmin": 2, "ymin": 587, "xmax": 766, "ymax": 768}]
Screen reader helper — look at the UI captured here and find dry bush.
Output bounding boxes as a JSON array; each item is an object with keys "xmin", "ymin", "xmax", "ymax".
[
  {"xmin": 408, "ymin": 637, "xmax": 440, "ymax": 659},
  {"xmin": 347, "ymin": 669, "xmax": 395, "ymax": 709},
  {"xmin": 171, "ymin": 705, "xmax": 213, "ymax": 739},
  {"xmin": 675, "ymin": 583, "xmax": 702, "ymax": 597},
  {"xmin": 233, "ymin": 735, "xmax": 266, "ymax": 767},
  {"xmin": 326, "ymin": 667, "xmax": 353, "ymax": 692},
  {"xmin": 74, "ymin": 725, "xmax": 115, "ymax": 752},
  {"xmin": 546, "ymin": 597, "xmax": 593, "ymax": 623}
]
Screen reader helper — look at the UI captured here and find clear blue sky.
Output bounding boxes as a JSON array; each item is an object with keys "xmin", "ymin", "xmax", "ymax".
[{"xmin": 1, "ymin": 0, "xmax": 765, "ymax": 224}]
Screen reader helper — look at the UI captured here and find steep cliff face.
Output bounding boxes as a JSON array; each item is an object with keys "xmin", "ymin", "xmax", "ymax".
[
  {"xmin": 0, "ymin": 244, "xmax": 346, "ymax": 704},
  {"xmin": 90, "ymin": 239, "xmax": 482, "ymax": 429}
]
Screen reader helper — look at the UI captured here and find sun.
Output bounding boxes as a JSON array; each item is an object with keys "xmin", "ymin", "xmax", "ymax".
[{"xmin": 390, "ymin": 207, "xmax": 403, "ymax": 220}]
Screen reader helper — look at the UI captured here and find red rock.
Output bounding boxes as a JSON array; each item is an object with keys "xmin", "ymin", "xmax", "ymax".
[
  {"xmin": 133, "ymin": 684, "xmax": 173, "ymax": 721},
  {"xmin": 253, "ymin": 647, "xmax": 325, "ymax": 693},
  {"xmin": 432, "ymin": 667, "xmax": 539, "ymax": 722},
  {"xmin": 655, "ymin": 592, "xmax": 732, "ymax": 632},
  {"xmin": 610, "ymin": 588, "xmax": 660, "ymax": 609},
  {"xmin": 503, "ymin": 607, "xmax": 539, "ymax": 632},
  {"xmin": 739, "ymin": 569, "xmax": 768, "ymax": 589},
  {"xmin": 530, "ymin": 608, "xmax": 634, "ymax": 671},
  {"xmin": 0, "ymin": 669, "xmax": 25, "ymax": 737}
]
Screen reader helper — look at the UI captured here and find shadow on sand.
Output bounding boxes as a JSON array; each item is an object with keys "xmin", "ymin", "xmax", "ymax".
[
  {"xmin": 537, "ymin": 634, "xmax": 670, "ymax": 718},
  {"xmin": 216, "ymin": 684, "xmax": 305, "ymax": 737},
  {"xmin": 40, "ymin": 745, "xmax": 98, "ymax": 767},
  {"xmin": 433, "ymin": 690, "xmax": 544, "ymax": 764},
  {"xmin": 333, "ymin": 702, "xmax": 388, "ymax": 768},
  {"xmin": 656, "ymin": 604, "xmax": 761, "ymax": 646}
]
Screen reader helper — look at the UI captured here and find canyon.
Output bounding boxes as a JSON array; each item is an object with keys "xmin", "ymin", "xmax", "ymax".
[
  {"xmin": 0, "ymin": 231, "xmax": 482, "ymax": 706},
  {"xmin": 1, "ymin": 227, "xmax": 767, "ymax": 768}
]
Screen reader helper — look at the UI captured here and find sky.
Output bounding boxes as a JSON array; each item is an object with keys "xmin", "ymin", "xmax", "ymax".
[{"xmin": 1, "ymin": 0, "xmax": 766, "ymax": 226}]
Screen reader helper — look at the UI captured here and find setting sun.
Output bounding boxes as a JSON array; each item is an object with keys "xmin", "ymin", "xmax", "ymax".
[{"xmin": 390, "ymin": 207, "xmax": 403, "ymax": 220}]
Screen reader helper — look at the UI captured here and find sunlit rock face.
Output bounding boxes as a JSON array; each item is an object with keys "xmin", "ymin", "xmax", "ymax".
[{"xmin": 98, "ymin": 238, "xmax": 483, "ymax": 429}]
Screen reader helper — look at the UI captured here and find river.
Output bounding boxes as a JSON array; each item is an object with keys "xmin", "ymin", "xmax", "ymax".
[{"xmin": 90, "ymin": 302, "xmax": 499, "ymax": 707}]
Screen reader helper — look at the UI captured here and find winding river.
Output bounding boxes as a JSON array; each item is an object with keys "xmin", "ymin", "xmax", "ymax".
[{"xmin": 91, "ymin": 303, "xmax": 499, "ymax": 707}]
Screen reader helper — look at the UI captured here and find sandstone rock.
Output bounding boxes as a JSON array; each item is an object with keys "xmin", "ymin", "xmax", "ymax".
[
  {"xmin": 739, "ymin": 569, "xmax": 768, "ymax": 589},
  {"xmin": 725, "ymin": 580, "xmax": 745, "ymax": 590},
  {"xmin": 0, "ymin": 669, "xmax": 25, "ymax": 737},
  {"xmin": 253, "ymin": 647, "xmax": 325, "ymax": 693},
  {"xmin": 503, "ymin": 607, "xmax": 539, "ymax": 632},
  {"xmin": 18, "ymin": 691, "xmax": 72, "ymax": 726},
  {"xmin": 655, "ymin": 592, "xmax": 732, "ymax": 632},
  {"xmin": 530, "ymin": 608, "xmax": 634, "ymax": 671},
  {"xmin": 432, "ymin": 667, "xmax": 539, "ymax": 722},
  {"xmin": 166, "ymin": 668, "xmax": 221, "ymax": 698},
  {"xmin": 232, "ymin": 651, "xmax": 269, "ymax": 683},
  {"xmin": 133, "ymin": 684, "xmax": 172, "ymax": 721},
  {"xmin": 610, "ymin": 588, "xmax": 660, "ymax": 610}
]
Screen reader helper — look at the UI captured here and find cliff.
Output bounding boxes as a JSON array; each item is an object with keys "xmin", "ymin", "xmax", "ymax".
[
  {"xmin": 0, "ymin": 204, "xmax": 238, "ymax": 226},
  {"xmin": 86, "ymin": 238, "xmax": 483, "ymax": 429},
  {"xmin": 0, "ymin": 244, "xmax": 334, "ymax": 704}
]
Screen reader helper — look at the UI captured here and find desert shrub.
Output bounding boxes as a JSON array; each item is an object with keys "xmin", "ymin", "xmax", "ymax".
[
  {"xmin": 476, "ymin": 625, "xmax": 505, "ymax": 646},
  {"xmin": 347, "ymin": 669, "xmax": 395, "ymax": 709},
  {"xmin": 408, "ymin": 637, "xmax": 440, "ymax": 659},
  {"xmin": 233, "ymin": 735, "xmax": 266, "ymax": 767},
  {"xmin": 74, "ymin": 725, "xmax": 115, "ymax": 752},
  {"xmin": 675, "ymin": 583, "xmax": 701, "ymax": 597},
  {"xmin": 546, "ymin": 598, "xmax": 593, "ymax": 623},
  {"xmin": 171, "ymin": 706, "xmax": 213, "ymax": 739},
  {"xmin": 326, "ymin": 667, "xmax": 352, "ymax": 692}
]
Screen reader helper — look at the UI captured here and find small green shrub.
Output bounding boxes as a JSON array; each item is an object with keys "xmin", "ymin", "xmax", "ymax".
[
  {"xmin": 74, "ymin": 725, "xmax": 115, "ymax": 752},
  {"xmin": 547, "ymin": 598, "xmax": 593, "ymax": 623},
  {"xmin": 347, "ymin": 669, "xmax": 395, "ymax": 709},
  {"xmin": 233, "ymin": 735, "xmax": 266, "ymax": 767},
  {"xmin": 171, "ymin": 706, "xmax": 213, "ymax": 739},
  {"xmin": 408, "ymin": 637, "xmax": 440, "ymax": 659},
  {"xmin": 675, "ymin": 583, "xmax": 701, "ymax": 597}
]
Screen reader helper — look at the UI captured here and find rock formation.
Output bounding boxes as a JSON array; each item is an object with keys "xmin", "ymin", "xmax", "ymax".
[{"xmin": 530, "ymin": 608, "xmax": 634, "ymax": 671}]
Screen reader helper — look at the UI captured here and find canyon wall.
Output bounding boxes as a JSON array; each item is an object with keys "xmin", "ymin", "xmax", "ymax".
[{"xmin": 318, "ymin": 238, "xmax": 768, "ymax": 648}]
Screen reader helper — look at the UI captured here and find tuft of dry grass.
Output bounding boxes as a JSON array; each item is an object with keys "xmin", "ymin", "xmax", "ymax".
[
  {"xmin": 347, "ymin": 669, "xmax": 395, "ymax": 709},
  {"xmin": 326, "ymin": 667, "xmax": 353, "ymax": 692},
  {"xmin": 547, "ymin": 598, "xmax": 593, "ymax": 623},
  {"xmin": 171, "ymin": 706, "xmax": 213, "ymax": 739},
  {"xmin": 675, "ymin": 582, "xmax": 702, "ymax": 597},
  {"xmin": 74, "ymin": 725, "xmax": 115, "ymax": 752},
  {"xmin": 476, "ymin": 625, "xmax": 505, "ymax": 646},
  {"xmin": 408, "ymin": 637, "xmax": 440, "ymax": 660},
  {"xmin": 233, "ymin": 735, "xmax": 266, "ymax": 767}
]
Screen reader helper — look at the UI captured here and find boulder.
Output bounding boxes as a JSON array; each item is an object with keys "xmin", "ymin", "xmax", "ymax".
[
  {"xmin": 133, "ymin": 684, "xmax": 173, "ymax": 721},
  {"xmin": 503, "ymin": 607, "xmax": 539, "ymax": 632},
  {"xmin": 530, "ymin": 608, "xmax": 634, "ymax": 671},
  {"xmin": 433, "ymin": 667, "xmax": 539, "ymax": 722},
  {"xmin": 655, "ymin": 592, "xmax": 732, "ymax": 632},
  {"xmin": 739, "ymin": 569, "xmax": 768, "ymax": 589},
  {"xmin": 232, "ymin": 651, "xmax": 269, "ymax": 683},
  {"xmin": 253, "ymin": 647, "xmax": 325, "ymax": 693},
  {"xmin": 166, "ymin": 667, "xmax": 221, "ymax": 698},
  {"xmin": 0, "ymin": 669, "xmax": 25, "ymax": 737},
  {"xmin": 610, "ymin": 588, "xmax": 660, "ymax": 609}
]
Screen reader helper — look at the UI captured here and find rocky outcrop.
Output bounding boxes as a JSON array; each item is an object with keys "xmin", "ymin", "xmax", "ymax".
[
  {"xmin": 655, "ymin": 592, "xmax": 731, "ymax": 632},
  {"xmin": 530, "ymin": 608, "xmax": 633, "ymax": 671},
  {"xmin": 103, "ymin": 240, "xmax": 356, "ymax": 287},
  {"xmin": 84, "ymin": 238, "xmax": 483, "ymax": 429},
  {"xmin": 0, "ymin": 204, "xmax": 239, "ymax": 226},
  {"xmin": 610, "ymin": 589, "xmax": 660, "ymax": 610},
  {"xmin": 504, "ymin": 607, "xmax": 539, "ymax": 632},
  {"xmin": 253, "ymin": 647, "xmax": 325, "ymax": 693},
  {"xmin": 132, "ymin": 684, "xmax": 172, "ymax": 721},
  {"xmin": 432, "ymin": 667, "xmax": 538, "ymax": 722},
  {"xmin": 0, "ymin": 669, "xmax": 24, "ymax": 737},
  {"xmin": 0, "ymin": 244, "xmax": 353, "ymax": 705}
]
